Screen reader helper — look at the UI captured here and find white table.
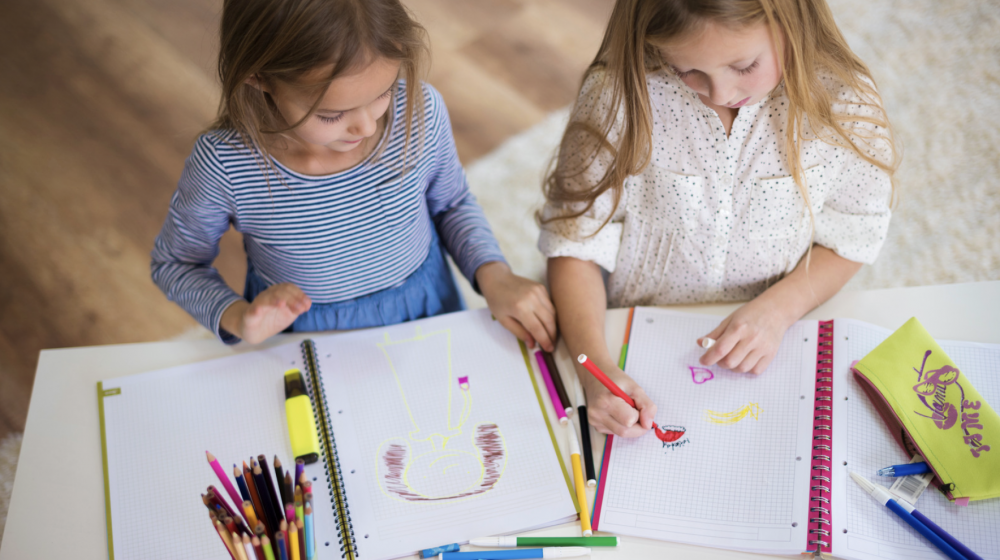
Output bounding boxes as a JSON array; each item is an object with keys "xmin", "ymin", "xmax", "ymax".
[{"xmin": 2, "ymin": 281, "xmax": 998, "ymax": 559}]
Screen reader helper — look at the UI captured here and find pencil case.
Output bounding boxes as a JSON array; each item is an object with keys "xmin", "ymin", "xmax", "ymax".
[{"xmin": 852, "ymin": 317, "xmax": 1000, "ymax": 502}]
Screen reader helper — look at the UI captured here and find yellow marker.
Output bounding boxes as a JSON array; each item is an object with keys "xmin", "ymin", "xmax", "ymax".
[
  {"xmin": 285, "ymin": 369, "xmax": 320, "ymax": 464},
  {"xmin": 568, "ymin": 425, "xmax": 592, "ymax": 536}
]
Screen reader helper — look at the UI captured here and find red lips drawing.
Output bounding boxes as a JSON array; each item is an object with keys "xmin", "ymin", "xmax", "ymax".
[{"xmin": 655, "ymin": 425, "xmax": 686, "ymax": 443}]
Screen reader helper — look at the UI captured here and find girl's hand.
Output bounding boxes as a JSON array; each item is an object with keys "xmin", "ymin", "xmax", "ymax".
[
  {"xmin": 475, "ymin": 261, "xmax": 557, "ymax": 352},
  {"xmin": 221, "ymin": 283, "xmax": 312, "ymax": 344},
  {"xmin": 698, "ymin": 297, "xmax": 793, "ymax": 375},
  {"xmin": 580, "ymin": 365, "xmax": 657, "ymax": 438}
]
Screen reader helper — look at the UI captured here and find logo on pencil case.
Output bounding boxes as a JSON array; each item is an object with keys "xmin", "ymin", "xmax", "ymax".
[{"xmin": 911, "ymin": 350, "xmax": 991, "ymax": 458}]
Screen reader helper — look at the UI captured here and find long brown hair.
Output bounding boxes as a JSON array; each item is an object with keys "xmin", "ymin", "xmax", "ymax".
[
  {"xmin": 210, "ymin": 0, "xmax": 428, "ymax": 178},
  {"xmin": 542, "ymin": 0, "xmax": 898, "ymax": 233}
]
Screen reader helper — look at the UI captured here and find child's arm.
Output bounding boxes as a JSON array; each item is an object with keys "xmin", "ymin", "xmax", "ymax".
[
  {"xmin": 548, "ymin": 256, "xmax": 657, "ymax": 438},
  {"xmin": 699, "ymin": 245, "xmax": 862, "ymax": 374},
  {"xmin": 219, "ymin": 284, "xmax": 312, "ymax": 344},
  {"xmin": 475, "ymin": 261, "xmax": 556, "ymax": 352}
]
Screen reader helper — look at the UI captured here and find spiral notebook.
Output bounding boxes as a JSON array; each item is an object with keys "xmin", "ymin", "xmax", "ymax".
[
  {"xmin": 97, "ymin": 309, "xmax": 577, "ymax": 560},
  {"xmin": 591, "ymin": 307, "xmax": 1000, "ymax": 560}
]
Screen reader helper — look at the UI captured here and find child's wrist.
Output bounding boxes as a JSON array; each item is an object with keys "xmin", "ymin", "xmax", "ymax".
[
  {"xmin": 220, "ymin": 300, "xmax": 249, "ymax": 339},
  {"xmin": 474, "ymin": 261, "xmax": 511, "ymax": 295}
]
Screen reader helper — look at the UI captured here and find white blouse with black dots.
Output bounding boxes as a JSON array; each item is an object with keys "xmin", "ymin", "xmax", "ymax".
[{"xmin": 538, "ymin": 69, "xmax": 893, "ymax": 308}]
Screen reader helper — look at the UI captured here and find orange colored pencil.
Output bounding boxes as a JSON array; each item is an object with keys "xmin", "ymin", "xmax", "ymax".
[{"xmin": 244, "ymin": 462, "xmax": 269, "ymax": 534}]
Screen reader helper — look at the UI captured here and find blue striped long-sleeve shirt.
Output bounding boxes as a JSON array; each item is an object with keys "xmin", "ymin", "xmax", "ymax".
[{"xmin": 151, "ymin": 81, "xmax": 506, "ymax": 341}]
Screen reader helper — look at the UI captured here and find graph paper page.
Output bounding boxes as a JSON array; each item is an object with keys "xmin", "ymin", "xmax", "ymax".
[
  {"xmin": 594, "ymin": 308, "xmax": 817, "ymax": 554},
  {"xmin": 101, "ymin": 343, "xmax": 341, "ymax": 560},
  {"xmin": 830, "ymin": 318, "xmax": 1000, "ymax": 560},
  {"xmin": 311, "ymin": 309, "xmax": 577, "ymax": 560}
]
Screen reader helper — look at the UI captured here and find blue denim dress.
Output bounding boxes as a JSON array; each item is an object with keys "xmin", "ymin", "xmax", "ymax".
[{"xmin": 243, "ymin": 229, "xmax": 466, "ymax": 333}]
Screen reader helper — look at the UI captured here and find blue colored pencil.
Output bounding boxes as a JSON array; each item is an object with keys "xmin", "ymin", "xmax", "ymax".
[{"xmin": 234, "ymin": 465, "xmax": 252, "ymax": 502}]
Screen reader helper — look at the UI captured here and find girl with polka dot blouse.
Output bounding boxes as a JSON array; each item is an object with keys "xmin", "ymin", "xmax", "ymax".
[{"xmin": 539, "ymin": 0, "xmax": 898, "ymax": 438}]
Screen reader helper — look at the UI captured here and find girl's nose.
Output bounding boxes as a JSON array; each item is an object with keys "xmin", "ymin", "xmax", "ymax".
[
  {"xmin": 708, "ymin": 80, "xmax": 737, "ymax": 107},
  {"xmin": 349, "ymin": 111, "xmax": 378, "ymax": 138}
]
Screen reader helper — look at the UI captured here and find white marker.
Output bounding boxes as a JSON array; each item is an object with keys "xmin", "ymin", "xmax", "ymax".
[{"xmin": 700, "ymin": 337, "xmax": 716, "ymax": 349}]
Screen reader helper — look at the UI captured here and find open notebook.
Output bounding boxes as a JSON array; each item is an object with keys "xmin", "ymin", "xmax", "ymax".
[
  {"xmin": 592, "ymin": 307, "xmax": 1000, "ymax": 559},
  {"xmin": 97, "ymin": 309, "xmax": 577, "ymax": 560}
]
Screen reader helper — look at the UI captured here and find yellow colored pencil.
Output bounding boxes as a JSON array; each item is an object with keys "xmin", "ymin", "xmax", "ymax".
[
  {"xmin": 289, "ymin": 520, "xmax": 301, "ymax": 560},
  {"xmin": 568, "ymin": 425, "xmax": 592, "ymax": 536}
]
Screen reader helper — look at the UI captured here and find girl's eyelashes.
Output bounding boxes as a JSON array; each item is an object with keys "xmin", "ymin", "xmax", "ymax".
[
  {"xmin": 736, "ymin": 60, "xmax": 760, "ymax": 75},
  {"xmin": 317, "ymin": 113, "xmax": 344, "ymax": 124}
]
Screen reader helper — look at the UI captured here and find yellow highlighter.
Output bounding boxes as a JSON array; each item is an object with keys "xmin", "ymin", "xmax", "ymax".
[
  {"xmin": 284, "ymin": 369, "xmax": 320, "ymax": 464},
  {"xmin": 568, "ymin": 424, "xmax": 592, "ymax": 536}
]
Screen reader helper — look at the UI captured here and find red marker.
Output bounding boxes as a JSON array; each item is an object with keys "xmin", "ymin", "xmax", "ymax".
[{"xmin": 577, "ymin": 354, "xmax": 671, "ymax": 442}]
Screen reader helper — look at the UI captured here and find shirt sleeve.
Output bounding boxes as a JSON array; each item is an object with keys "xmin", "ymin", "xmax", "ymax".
[
  {"xmin": 421, "ymin": 84, "xmax": 508, "ymax": 290},
  {"xmin": 537, "ymin": 71, "xmax": 627, "ymax": 273},
  {"xmin": 150, "ymin": 134, "xmax": 244, "ymax": 343},
  {"xmin": 814, "ymin": 76, "xmax": 895, "ymax": 264}
]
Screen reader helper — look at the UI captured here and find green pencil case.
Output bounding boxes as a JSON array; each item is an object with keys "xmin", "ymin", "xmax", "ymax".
[{"xmin": 852, "ymin": 317, "xmax": 1000, "ymax": 502}]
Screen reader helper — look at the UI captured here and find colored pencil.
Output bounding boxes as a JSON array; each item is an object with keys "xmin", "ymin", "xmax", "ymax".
[
  {"xmin": 289, "ymin": 519, "xmax": 301, "ymax": 560},
  {"xmin": 304, "ymin": 502, "xmax": 315, "ymax": 560},
  {"xmin": 276, "ymin": 530, "xmax": 289, "ymax": 560},
  {"xmin": 295, "ymin": 499, "xmax": 304, "ymax": 526},
  {"xmin": 208, "ymin": 451, "xmax": 247, "ymax": 521},
  {"xmin": 285, "ymin": 502, "xmax": 296, "ymax": 524},
  {"xmin": 235, "ymin": 465, "xmax": 252, "ymax": 502},
  {"xmin": 274, "ymin": 456, "xmax": 288, "ymax": 508},
  {"xmin": 253, "ymin": 461, "xmax": 280, "ymax": 535},
  {"xmin": 261, "ymin": 534, "xmax": 276, "ymax": 560},
  {"xmin": 568, "ymin": 424, "xmax": 592, "ymax": 536},
  {"xmin": 258, "ymin": 455, "xmax": 285, "ymax": 523},
  {"xmin": 278, "ymin": 520, "xmax": 290, "ymax": 560},
  {"xmin": 252, "ymin": 535, "xmax": 266, "ymax": 560},
  {"xmin": 572, "ymin": 376, "xmax": 597, "ymax": 487},
  {"xmin": 244, "ymin": 462, "xmax": 269, "ymax": 534},
  {"xmin": 283, "ymin": 471, "xmax": 294, "ymax": 514},
  {"xmin": 232, "ymin": 531, "xmax": 249, "ymax": 560},
  {"xmin": 243, "ymin": 533, "xmax": 256, "ymax": 560},
  {"xmin": 214, "ymin": 518, "xmax": 238, "ymax": 560},
  {"xmin": 296, "ymin": 517, "xmax": 305, "ymax": 560},
  {"xmin": 541, "ymin": 350, "xmax": 573, "ymax": 415},
  {"xmin": 535, "ymin": 351, "xmax": 568, "ymax": 424},
  {"xmin": 295, "ymin": 458, "xmax": 305, "ymax": 489},
  {"xmin": 243, "ymin": 500, "xmax": 259, "ymax": 532}
]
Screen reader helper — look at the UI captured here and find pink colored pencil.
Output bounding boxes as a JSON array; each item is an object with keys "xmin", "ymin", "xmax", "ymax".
[
  {"xmin": 208, "ymin": 451, "xmax": 249, "ymax": 523},
  {"xmin": 535, "ymin": 351, "xmax": 568, "ymax": 424}
]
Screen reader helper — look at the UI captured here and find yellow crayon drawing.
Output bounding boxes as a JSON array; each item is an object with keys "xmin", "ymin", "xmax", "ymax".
[
  {"xmin": 703, "ymin": 402, "xmax": 763, "ymax": 425},
  {"xmin": 375, "ymin": 327, "xmax": 506, "ymax": 503}
]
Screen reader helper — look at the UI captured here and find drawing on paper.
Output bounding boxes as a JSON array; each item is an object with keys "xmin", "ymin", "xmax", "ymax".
[
  {"xmin": 655, "ymin": 424, "xmax": 686, "ymax": 443},
  {"xmin": 703, "ymin": 403, "xmax": 762, "ymax": 425},
  {"xmin": 689, "ymin": 366, "xmax": 714, "ymax": 384},
  {"xmin": 375, "ymin": 327, "xmax": 507, "ymax": 502}
]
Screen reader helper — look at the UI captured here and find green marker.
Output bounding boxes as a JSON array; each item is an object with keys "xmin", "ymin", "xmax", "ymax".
[{"xmin": 468, "ymin": 536, "xmax": 619, "ymax": 547}]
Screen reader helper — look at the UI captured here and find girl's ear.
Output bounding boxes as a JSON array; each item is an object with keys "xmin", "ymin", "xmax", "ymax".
[{"xmin": 245, "ymin": 74, "xmax": 270, "ymax": 93}]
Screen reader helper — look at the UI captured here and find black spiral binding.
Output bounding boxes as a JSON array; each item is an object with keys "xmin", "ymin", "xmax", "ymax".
[
  {"xmin": 808, "ymin": 321, "xmax": 835, "ymax": 554},
  {"xmin": 302, "ymin": 339, "xmax": 358, "ymax": 559}
]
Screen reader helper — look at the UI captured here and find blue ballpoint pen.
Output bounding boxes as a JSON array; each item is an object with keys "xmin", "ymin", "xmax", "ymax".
[
  {"xmin": 877, "ymin": 461, "xmax": 931, "ymax": 477},
  {"xmin": 850, "ymin": 472, "xmax": 967, "ymax": 560},
  {"xmin": 439, "ymin": 547, "xmax": 590, "ymax": 559},
  {"xmin": 893, "ymin": 498, "xmax": 984, "ymax": 560}
]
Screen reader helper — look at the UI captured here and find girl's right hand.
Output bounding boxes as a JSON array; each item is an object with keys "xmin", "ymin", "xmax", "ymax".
[
  {"xmin": 581, "ymin": 365, "xmax": 658, "ymax": 438},
  {"xmin": 221, "ymin": 283, "xmax": 312, "ymax": 344}
]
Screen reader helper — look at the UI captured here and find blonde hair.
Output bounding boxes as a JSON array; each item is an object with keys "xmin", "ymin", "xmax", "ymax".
[
  {"xmin": 542, "ymin": 0, "xmax": 898, "ymax": 233},
  {"xmin": 210, "ymin": 0, "xmax": 428, "ymax": 180}
]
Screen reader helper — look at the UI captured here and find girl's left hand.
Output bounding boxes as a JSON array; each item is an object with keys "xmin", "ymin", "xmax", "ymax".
[
  {"xmin": 476, "ymin": 261, "xmax": 557, "ymax": 352},
  {"xmin": 697, "ymin": 297, "xmax": 793, "ymax": 375}
]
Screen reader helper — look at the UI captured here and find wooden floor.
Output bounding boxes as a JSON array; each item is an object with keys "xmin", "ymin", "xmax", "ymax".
[{"xmin": 0, "ymin": 0, "xmax": 613, "ymax": 441}]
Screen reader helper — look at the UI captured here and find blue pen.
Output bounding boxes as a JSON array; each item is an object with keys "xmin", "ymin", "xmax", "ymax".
[
  {"xmin": 893, "ymin": 499, "xmax": 984, "ymax": 560},
  {"xmin": 850, "ymin": 472, "xmax": 966, "ymax": 560},
  {"xmin": 440, "ymin": 547, "xmax": 590, "ymax": 559},
  {"xmin": 877, "ymin": 461, "xmax": 931, "ymax": 477}
]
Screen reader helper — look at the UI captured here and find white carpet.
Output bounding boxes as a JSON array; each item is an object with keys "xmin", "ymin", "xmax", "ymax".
[{"xmin": 1, "ymin": 0, "xmax": 997, "ymax": 541}]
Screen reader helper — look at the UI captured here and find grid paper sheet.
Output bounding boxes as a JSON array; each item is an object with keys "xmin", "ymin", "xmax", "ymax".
[
  {"xmin": 101, "ymin": 343, "xmax": 340, "ymax": 560},
  {"xmin": 595, "ymin": 308, "xmax": 817, "ymax": 554},
  {"xmin": 830, "ymin": 318, "xmax": 1000, "ymax": 560},
  {"xmin": 311, "ymin": 309, "xmax": 577, "ymax": 560}
]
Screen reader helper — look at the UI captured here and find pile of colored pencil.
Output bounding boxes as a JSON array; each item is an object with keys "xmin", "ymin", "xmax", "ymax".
[{"xmin": 203, "ymin": 451, "xmax": 317, "ymax": 560}]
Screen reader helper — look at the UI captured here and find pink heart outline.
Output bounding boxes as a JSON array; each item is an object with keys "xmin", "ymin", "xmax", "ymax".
[{"xmin": 689, "ymin": 366, "xmax": 714, "ymax": 384}]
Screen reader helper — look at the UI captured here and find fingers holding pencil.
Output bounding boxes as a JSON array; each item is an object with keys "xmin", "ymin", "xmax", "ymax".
[{"xmin": 577, "ymin": 355, "xmax": 657, "ymax": 438}]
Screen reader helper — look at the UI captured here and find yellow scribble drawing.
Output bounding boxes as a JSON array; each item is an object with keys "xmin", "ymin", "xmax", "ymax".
[
  {"xmin": 375, "ymin": 327, "xmax": 506, "ymax": 503},
  {"xmin": 703, "ymin": 402, "xmax": 763, "ymax": 425}
]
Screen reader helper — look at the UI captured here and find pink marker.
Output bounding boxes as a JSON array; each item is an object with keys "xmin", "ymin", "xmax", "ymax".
[
  {"xmin": 206, "ymin": 451, "xmax": 249, "ymax": 523},
  {"xmin": 536, "ymin": 351, "xmax": 568, "ymax": 424}
]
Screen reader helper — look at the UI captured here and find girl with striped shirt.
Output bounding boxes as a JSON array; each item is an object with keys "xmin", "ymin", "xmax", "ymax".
[{"xmin": 152, "ymin": 0, "xmax": 555, "ymax": 349}]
